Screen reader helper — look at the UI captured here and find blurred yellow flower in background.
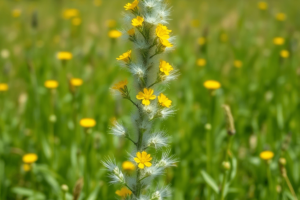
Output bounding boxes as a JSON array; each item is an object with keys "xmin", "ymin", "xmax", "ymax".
[
  {"xmin": 136, "ymin": 88, "xmax": 156, "ymax": 106},
  {"xmin": 234, "ymin": 60, "xmax": 243, "ymax": 68},
  {"xmin": 197, "ymin": 58, "xmax": 206, "ymax": 67},
  {"xmin": 57, "ymin": 52, "xmax": 73, "ymax": 60},
  {"xmin": 63, "ymin": 9, "xmax": 79, "ymax": 19},
  {"xmin": 116, "ymin": 187, "xmax": 132, "ymax": 198},
  {"xmin": 191, "ymin": 19, "xmax": 200, "ymax": 28},
  {"xmin": 72, "ymin": 17, "xmax": 82, "ymax": 26},
  {"xmin": 108, "ymin": 30, "xmax": 122, "ymax": 39},
  {"xmin": 128, "ymin": 28, "xmax": 135, "ymax": 36},
  {"xmin": 22, "ymin": 153, "xmax": 38, "ymax": 164},
  {"xmin": 134, "ymin": 151, "xmax": 152, "ymax": 169},
  {"xmin": 260, "ymin": 151, "xmax": 274, "ymax": 160},
  {"xmin": 70, "ymin": 78, "xmax": 83, "ymax": 87},
  {"xmin": 117, "ymin": 50, "xmax": 132, "ymax": 62},
  {"xmin": 112, "ymin": 80, "xmax": 128, "ymax": 91},
  {"xmin": 23, "ymin": 164, "xmax": 31, "ymax": 172},
  {"xmin": 159, "ymin": 60, "xmax": 173, "ymax": 75},
  {"xmin": 276, "ymin": 13, "xmax": 286, "ymax": 21},
  {"xmin": 124, "ymin": 0, "xmax": 139, "ymax": 11},
  {"xmin": 220, "ymin": 33, "xmax": 228, "ymax": 43},
  {"xmin": 132, "ymin": 16, "xmax": 144, "ymax": 27},
  {"xmin": 12, "ymin": 9, "xmax": 21, "ymax": 18},
  {"xmin": 45, "ymin": 80, "xmax": 59, "ymax": 89},
  {"xmin": 106, "ymin": 19, "xmax": 116, "ymax": 28},
  {"xmin": 280, "ymin": 50, "xmax": 289, "ymax": 58},
  {"xmin": 197, "ymin": 37, "xmax": 206, "ymax": 45},
  {"xmin": 257, "ymin": 2, "xmax": 268, "ymax": 10},
  {"xmin": 94, "ymin": 0, "xmax": 102, "ymax": 7},
  {"xmin": 122, "ymin": 161, "xmax": 136, "ymax": 171},
  {"xmin": 80, "ymin": 118, "xmax": 96, "ymax": 128},
  {"xmin": 158, "ymin": 93, "xmax": 172, "ymax": 108},
  {"xmin": 0, "ymin": 83, "xmax": 8, "ymax": 92},
  {"xmin": 273, "ymin": 37, "xmax": 285, "ymax": 45},
  {"xmin": 204, "ymin": 80, "xmax": 221, "ymax": 90}
]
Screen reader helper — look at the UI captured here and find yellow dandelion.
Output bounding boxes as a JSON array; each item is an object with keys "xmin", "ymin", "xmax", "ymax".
[
  {"xmin": 159, "ymin": 60, "xmax": 174, "ymax": 75},
  {"xmin": 156, "ymin": 24, "xmax": 172, "ymax": 40},
  {"xmin": 132, "ymin": 16, "xmax": 144, "ymax": 27},
  {"xmin": 160, "ymin": 38, "xmax": 173, "ymax": 48},
  {"xmin": 124, "ymin": 0, "xmax": 139, "ymax": 11},
  {"xmin": 0, "ymin": 83, "xmax": 8, "ymax": 92},
  {"xmin": 260, "ymin": 151, "xmax": 274, "ymax": 161},
  {"xmin": 44, "ymin": 80, "xmax": 59, "ymax": 89},
  {"xmin": 197, "ymin": 37, "xmax": 206, "ymax": 45},
  {"xmin": 70, "ymin": 78, "xmax": 83, "ymax": 87},
  {"xmin": 136, "ymin": 88, "xmax": 156, "ymax": 106},
  {"xmin": 258, "ymin": 2, "xmax": 268, "ymax": 10},
  {"xmin": 273, "ymin": 37, "xmax": 285, "ymax": 46},
  {"xmin": 122, "ymin": 161, "xmax": 136, "ymax": 171},
  {"xmin": 106, "ymin": 19, "xmax": 116, "ymax": 28},
  {"xmin": 116, "ymin": 187, "xmax": 132, "ymax": 198},
  {"xmin": 127, "ymin": 28, "xmax": 135, "ymax": 36},
  {"xmin": 276, "ymin": 13, "xmax": 286, "ymax": 21},
  {"xmin": 234, "ymin": 60, "xmax": 243, "ymax": 68},
  {"xmin": 80, "ymin": 118, "xmax": 96, "ymax": 128},
  {"xmin": 280, "ymin": 50, "xmax": 289, "ymax": 58},
  {"xmin": 197, "ymin": 58, "xmax": 206, "ymax": 67},
  {"xmin": 108, "ymin": 30, "xmax": 122, "ymax": 39},
  {"xmin": 112, "ymin": 80, "xmax": 128, "ymax": 91},
  {"xmin": 134, "ymin": 151, "xmax": 152, "ymax": 169},
  {"xmin": 23, "ymin": 164, "xmax": 31, "ymax": 172},
  {"xmin": 204, "ymin": 80, "xmax": 221, "ymax": 90},
  {"xmin": 22, "ymin": 153, "xmax": 38, "ymax": 164},
  {"xmin": 72, "ymin": 17, "xmax": 82, "ymax": 26},
  {"xmin": 63, "ymin": 9, "xmax": 79, "ymax": 19},
  {"xmin": 158, "ymin": 93, "xmax": 172, "ymax": 108},
  {"xmin": 12, "ymin": 9, "xmax": 21, "ymax": 18},
  {"xmin": 57, "ymin": 52, "xmax": 73, "ymax": 60},
  {"xmin": 116, "ymin": 50, "xmax": 132, "ymax": 63}
]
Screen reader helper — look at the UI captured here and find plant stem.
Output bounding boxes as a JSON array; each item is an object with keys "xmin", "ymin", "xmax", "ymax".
[{"xmin": 284, "ymin": 174, "xmax": 298, "ymax": 200}]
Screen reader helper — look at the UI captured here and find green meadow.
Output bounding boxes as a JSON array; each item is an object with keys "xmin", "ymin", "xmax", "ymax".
[{"xmin": 1, "ymin": 0, "xmax": 300, "ymax": 199}]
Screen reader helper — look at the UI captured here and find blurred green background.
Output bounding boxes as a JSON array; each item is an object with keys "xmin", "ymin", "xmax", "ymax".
[{"xmin": 1, "ymin": 0, "xmax": 300, "ymax": 199}]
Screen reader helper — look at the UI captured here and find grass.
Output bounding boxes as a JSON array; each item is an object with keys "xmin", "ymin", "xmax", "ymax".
[{"xmin": 1, "ymin": 0, "xmax": 300, "ymax": 199}]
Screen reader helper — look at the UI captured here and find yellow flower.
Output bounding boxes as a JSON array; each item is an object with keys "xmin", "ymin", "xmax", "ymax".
[
  {"xmin": 234, "ymin": 60, "xmax": 243, "ymax": 68},
  {"xmin": 156, "ymin": 24, "xmax": 172, "ymax": 40},
  {"xmin": 72, "ymin": 17, "xmax": 82, "ymax": 26},
  {"xmin": 280, "ymin": 50, "xmax": 289, "ymax": 58},
  {"xmin": 276, "ymin": 13, "xmax": 286, "ymax": 21},
  {"xmin": 160, "ymin": 38, "xmax": 173, "ymax": 48},
  {"xmin": 136, "ymin": 88, "xmax": 156, "ymax": 106},
  {"xmin": 70, "ymin": 78, "xmax": 83, "ymax": 87},
  {"xmin": 22, "ymin": 153, "xmax": 38, "ymax": 164},
  {"xmin": 116, "ymin": 50, "xmax": 132, "ymax": 62},
  {"xmin": 132, "ymin": 16, "xmax": 144, "ymax": 27},
  {"xmin": 258, "ymin": 2, "xmax": 268, "ymax": 10},
  {"xmin": 94, "ymin": 0, "xmax": 102, "ymax": 6},
  {"xmin": 0, "ymin": 83, "xmax": 8, "ymax": 92},
  {"xmin": 80, "ymin": 118, "xmax": 96, "ymax": 128},
  {"xmin": 45, "ymin": 80, "xmax": 59, "ymax": 89},
  {"xmin": 197, "ymin": 37, "xmax": 206, "ymax": 45},
  {"xmin": 159, "ymin": 60, "xmax": 173, "ymax": 75},
  {"xmin": 127, "ymin": 28, "xmax": 135, "ymax": 36},
  {"xmin": 23, "ymin": 164, "xmax": 31, "ymax": 172},
  {"xmin": 134, "ymin": 151, "xmax": 152, "ymax": 169},
  {"xmin": 122, "ymin": 161, "xmax": 136, "ymax": 171},
  {"xmin": 204, "ymin": 80, "xmax": 221, "ymax": 90},
  {"xmin": 57, "ymin": 52, "xmax": 73, "ymax": 60},
  {"xmin": 260, "ymin": 151, "xmax": 274, "ymax": 160},
  {"xmin": 116, "ymin": 187, "xmax": 132, "ymax": 198},
  {"xmin": 112, "ymin": 80, "xmax": 128, "ymax": 91},
  {"xmin": 124, "ymin": 0, "xmax": 139, "ymax": 11},
  {"xmin": 108, "ymin": 30, "xmax": 122, "ymax": 39},
  {"xmin": 106, "ymin": 19, "xmax": 116, "ymax": 28},
  {"xmin": 12, "ymin": 9, "xmax": 21, "ymax": 18},
  {"xmin": 158, "ymin": 93, "xmax": 172, "ymax": 108},
  {"xmin": 63, "ymin": 9, "xmax": 79, "ymax": 19},
  {"xmin": 197, "ymin": 58, "xmax": 206, "ymax": 67},
  {"xmin": 273, "ymin": 37, "xmax": 285, "ymax": 46}
]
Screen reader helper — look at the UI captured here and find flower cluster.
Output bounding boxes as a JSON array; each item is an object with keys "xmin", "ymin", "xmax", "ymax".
[{"xmin": 104, "ymin": 0, "xmax": 177, "ymax": 199}]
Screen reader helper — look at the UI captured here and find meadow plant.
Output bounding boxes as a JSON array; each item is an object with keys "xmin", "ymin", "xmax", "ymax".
[{"xmin": 103, "ymin": 0, "xmax": 177, "ymax": 199}]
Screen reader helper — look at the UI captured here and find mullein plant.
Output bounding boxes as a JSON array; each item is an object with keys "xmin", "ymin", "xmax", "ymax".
[{"xmin": 103, "ymin": 0, "xmax": 178, "ymax": 199}]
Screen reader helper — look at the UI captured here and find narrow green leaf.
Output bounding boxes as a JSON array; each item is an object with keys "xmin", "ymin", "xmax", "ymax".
[{"xmin": 201, "ymin": 170, "xmax": 219, "ymax": 194}]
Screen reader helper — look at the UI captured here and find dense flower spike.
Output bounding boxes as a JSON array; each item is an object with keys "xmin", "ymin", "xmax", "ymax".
[
  {"xmin": 105, "ymin": 1, "xmax": 177, "ymax": 199},
  {"xmin": 136, "ymin": 88, "xmax": 156, "ymax": 106}
]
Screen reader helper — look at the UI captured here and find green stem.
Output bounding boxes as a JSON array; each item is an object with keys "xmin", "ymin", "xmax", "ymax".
[
  {"xmin": 284, "ymin": 174, "xmax": 298, "ymax": 200},
  {"xmin": 267, "ymin": 164, "xmax": 274, "ymax": 198}
]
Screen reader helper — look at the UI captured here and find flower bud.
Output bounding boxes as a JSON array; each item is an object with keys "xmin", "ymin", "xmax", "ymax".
[
  {"xmin": 61, "ymin": 184, "xmax": 69, "ymax": 192},
  {"xmin": 279, "ymin": 158, "xmax": 286, "ymax": 166},
  {"xmin": 205, "ymin": 123, "xmax": 211, "ymax": 130},
  {"xmin": 222, "ymin": 161, "xmax": 231, "ymax": 170}
]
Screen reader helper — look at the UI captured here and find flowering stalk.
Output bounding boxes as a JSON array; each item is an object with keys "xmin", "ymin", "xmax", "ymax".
[{"xmin": 104, "ymin": 0, "xmax": 178, "ymax": 199}]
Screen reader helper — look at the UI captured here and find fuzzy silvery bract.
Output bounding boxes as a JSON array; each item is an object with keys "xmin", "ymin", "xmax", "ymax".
[{"xmin": 103, "ymin": 0, "xmax": 178, "ymax": 199}]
